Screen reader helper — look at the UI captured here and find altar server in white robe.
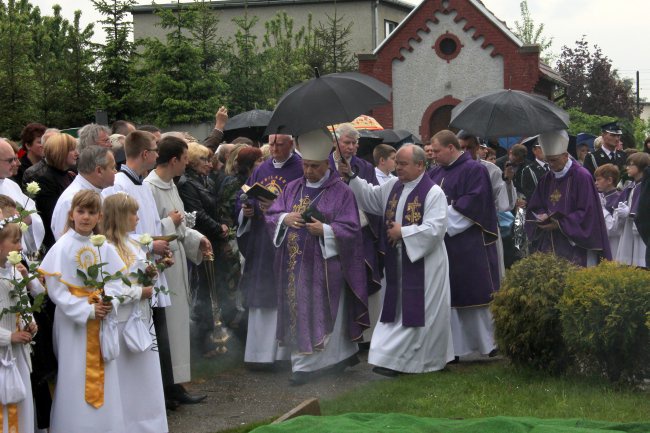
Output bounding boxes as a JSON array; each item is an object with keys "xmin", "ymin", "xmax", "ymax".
[
  {"xmin": 39, "ymin": 190, "xmax": 126, "ymax": 433},
  {"xmin": 346, "ymin": 144, "xmax": 454, "ymax": 375},
  {"xmin": 144, "ymin": 135, "xmax": 212, "ymax": 399},
  {"xmin": 612, "ymin": 152, "xmax": 650, "ymax": 266},
  {"xmin": 51, "ymin": 146, "xmax": 116, "ymax": 241},
  {"xmin": 102, "ymin": 193, "xmax": 168, "ymax": 433},
  {"xmin": 0, "ymin": 221, "xmax": 41, "ymax": 433},
  {"xmin": 0, "ymin": 138, "xmax": 45, "ymax": 254}
]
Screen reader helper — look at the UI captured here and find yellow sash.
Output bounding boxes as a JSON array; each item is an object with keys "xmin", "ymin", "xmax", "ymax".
[
  {"xmin": 0, "ymin": 403, "xmax": 19, "ymax": 433},
  {"xmin": 68, "ymin": 286, "xmax": 105, "ymax": 409}
]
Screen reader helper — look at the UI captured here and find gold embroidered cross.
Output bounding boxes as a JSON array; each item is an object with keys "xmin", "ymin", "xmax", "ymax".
[
  {"xmin": 292, "ymin": 197, "xmax": 311, "ymax": 214},
  {"xmin": 386, "ymin": 194, "xmax": 398, "ymax": 222},
  {"xmin": 549, "ymin": 188, "xmax": 562, "ymax": 205},
  {"xmin": 405, "ymin": 196, "xmax": 422, "ymax": 225}
]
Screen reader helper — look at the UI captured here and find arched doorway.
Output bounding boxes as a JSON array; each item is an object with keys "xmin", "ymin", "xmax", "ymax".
[{"xmin": 419, "ymin": 96, "xmax": 461, "ymax": 142}]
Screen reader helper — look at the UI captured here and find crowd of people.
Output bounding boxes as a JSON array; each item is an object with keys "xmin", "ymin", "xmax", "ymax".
[{"xmin": 0, "ymin": 110, "xmax": 649, "ymax": 433}]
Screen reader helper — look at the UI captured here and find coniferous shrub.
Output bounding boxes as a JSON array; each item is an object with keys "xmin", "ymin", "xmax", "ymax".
[
  {"xmin": 491, "ymin": 253, "xmax": 577, "ymax": 374},
  {"xmin": 559, "ymin": 261, "xmax": 650, "ymax": 383}
]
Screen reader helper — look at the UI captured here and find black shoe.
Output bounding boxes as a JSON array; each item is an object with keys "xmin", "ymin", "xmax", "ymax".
[
  {"xmin": 372, "ymin": 366, "xmax": 399, "ymax": 377},
  {"xmin": 328, "ymin": 354, "xmax": 361, "ymax": 374},
  {"xmin": 488, "ymin": 348, "xmax": 499, "ymax": 358},
  {"xmin": 289, "ymin": 371, "xmax": 311, "ymax": 386},
  {"xmin": 165, "ymin": 398, "xmax": 180, "ymax": 411},
  {"xmin": 167, "ymin": 385, "xmax": 207, "ymax": 405},
  {"xmin": 447, "ymin": 356, "xmax": 460, "ymax": 365}
]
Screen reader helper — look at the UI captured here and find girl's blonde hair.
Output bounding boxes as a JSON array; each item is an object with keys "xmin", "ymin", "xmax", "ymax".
[
  {"xmin": 101, "ymin": 193, "xmax": 139, "ymax": 262},
  {"xmin": 0, "ymin": 222, "xmax": 21, "ymax": 246},
  {"xmin": 64, "ymin": 190, "xmax": 102, "ymax": 234}
]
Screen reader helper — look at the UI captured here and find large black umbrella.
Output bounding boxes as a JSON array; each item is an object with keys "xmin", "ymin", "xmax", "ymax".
[
  {"xmin": 356, "ymin": 130, "xmax": 385, "ymax": 159},
  {"xmin": 375, "ymin": 129, "xmax": 423, "ymax": 145},
  {"xmin": 449, "ymin": 89, "xmax": 569, "ymax": 138},
  {"xmin": 265, "ymin": 70, "xmax": 391, "ymax": 136},
  {"xmin": 223, "ymin": 109, "xmax": 273, "ymax": 143}
]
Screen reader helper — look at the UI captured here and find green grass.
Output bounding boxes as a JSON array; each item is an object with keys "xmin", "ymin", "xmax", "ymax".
[
  {"xmin": 321, "ymin": 360, "xmax": 650, "ymax": 422},
  {"xmin": 214, "ymin": 359, "xmax": 649, "ymax": 432}
]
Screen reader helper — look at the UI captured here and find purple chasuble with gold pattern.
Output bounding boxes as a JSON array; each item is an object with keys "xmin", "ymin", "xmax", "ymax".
[
  {"xmin": 381, "ymin": 175, "xmax": 434, "ymax": 327},
  {"xmin": 266, "ymin": 174, "xmax": 369, "ymax": 354},
  {"xmin": 525, "ymin": 161, "xmax": 611, "ymax": 266}
]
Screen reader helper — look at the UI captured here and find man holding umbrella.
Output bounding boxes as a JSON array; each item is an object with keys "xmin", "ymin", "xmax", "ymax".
[
  {"xmin": 266, "ymin": 128, "xmax": 368, "ymax": 385},
  {"xmin": 525, "ymin": 130, "xmax": 611, "ymax": 266}
]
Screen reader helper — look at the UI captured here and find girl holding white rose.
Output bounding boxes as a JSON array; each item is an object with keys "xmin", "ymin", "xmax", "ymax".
[
  {"xmin": 0, "ymin": 220, "xmax": 40, "ymax": 433},
  {"xmin": 38, "ymin": 190, "xmax": 127, "ymax": 433},
  {"xmin": 102, "ymin": 193, "xmax": 168, "ymax": 433}
]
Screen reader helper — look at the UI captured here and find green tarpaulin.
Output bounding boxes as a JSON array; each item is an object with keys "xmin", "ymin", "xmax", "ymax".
[{"xmin": 252, "ymin": 414, "xmax": 650, "ymax": 433}]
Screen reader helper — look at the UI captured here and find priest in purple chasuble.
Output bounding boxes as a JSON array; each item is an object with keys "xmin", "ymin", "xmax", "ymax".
[
  {"xmin": 347, "ymin": 144, "xmax": 454, "ymax": 375},
  {"xmin": 266, "ymin": 128, "xmax": 369, "ymax": 384},
  {"xmin": 428, "ymin": 130, "xmax": 500, "ymax": 358},
  {"xmin": 237, "ymin": 134, "xmax": 303, "ymax": 365},
  {"xmin": 525, "ymin": 130, "xmax": 611, "ymax": 267}
]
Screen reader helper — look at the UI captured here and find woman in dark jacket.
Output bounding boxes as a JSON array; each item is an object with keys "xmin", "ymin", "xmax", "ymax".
[
  {"xmin": 23, "ymin": 133, "xmax": 78, "ymax": 251},
  {"xmin": 15, "ymin": 123, "xmax": 47, "ymax": 184},
  {"xmin": 178, "ymin": 142, "xmax": 229, "ymax": 356}
]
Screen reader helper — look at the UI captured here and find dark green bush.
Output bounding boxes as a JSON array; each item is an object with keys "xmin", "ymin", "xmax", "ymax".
[
  {"xmin": 559, "ymin": 261, "xmax": 650, "ymax": 383},
  {"xmin": 491, "ymin": 253, "xmax": 577, "ymax": 374}
]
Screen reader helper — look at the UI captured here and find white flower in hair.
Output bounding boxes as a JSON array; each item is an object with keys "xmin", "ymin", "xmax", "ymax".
[{"xmin": 90, "ymin": 234, "xmax": 106, "ymax": 247}]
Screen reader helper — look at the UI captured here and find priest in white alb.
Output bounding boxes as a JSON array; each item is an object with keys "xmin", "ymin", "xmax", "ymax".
[{"xmin": 344, "ymin": 144, "xmax": 454, "ymax": 376}]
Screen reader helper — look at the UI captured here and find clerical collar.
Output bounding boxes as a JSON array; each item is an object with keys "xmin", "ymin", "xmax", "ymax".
[
  {"xmin": 121, "ymin": 165, "xmax": 143, "ymax": 185},
  {"xmin": 273, "ymin": 153, "xmax": 293, "ymax": 168},
  {"xmin": 306, "ymin": 169, "xmax": 330, "ymax": 188},
  {"xmin": 553, "ymin": 158, "xmax": 572, "ymax": 178},
  {"xmin": 404, "ymin": 172, "xmax": 425, "ymax": 188}
]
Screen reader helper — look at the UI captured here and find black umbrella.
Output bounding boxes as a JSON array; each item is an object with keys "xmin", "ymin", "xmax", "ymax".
[
  {"xmin": 449, "ymin": 89, "xmax": 570, "ymax": 138},
  {"xmin": 265, "ymin": 70, "xmax": 392, "ymax": 136},
  {"xmin": 375, "ymin": 129, "xmax": 423, "ymax": 145},
  {"xmin": 356, "ymin": 130, "xmax": 385, "ymax": 158},
  {"xmin": 223, "ymin": 109, "xmax": 273, "ymax": 143}
]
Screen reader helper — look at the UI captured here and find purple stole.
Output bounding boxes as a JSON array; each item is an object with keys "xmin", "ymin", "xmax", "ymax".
[{"xmin": 381, "ymin": 175, "xmax": 434, "ymax": 327}]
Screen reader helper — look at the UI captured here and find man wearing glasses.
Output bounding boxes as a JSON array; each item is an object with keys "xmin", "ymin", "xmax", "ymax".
[{"xmin": 0, "ymin": 138, "xmax": 45, "ymax": 254}]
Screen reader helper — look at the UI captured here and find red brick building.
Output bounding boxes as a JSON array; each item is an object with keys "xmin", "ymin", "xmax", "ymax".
[{"xmin": 358, "ymin": 0, "xmax": 566, "ymax": 141}]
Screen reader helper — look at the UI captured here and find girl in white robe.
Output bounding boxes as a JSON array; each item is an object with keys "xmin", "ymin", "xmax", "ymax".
[
  {"xmin": 102, "ymin": 193, "xmax": 168, "ymax": 433},
  {"xmin": 38, "ymin": 190, "xmax": 127, "ymax": 433},
  {"xmin": 0, "ymin": 222, "xmax": 39, "ymax": 433}
]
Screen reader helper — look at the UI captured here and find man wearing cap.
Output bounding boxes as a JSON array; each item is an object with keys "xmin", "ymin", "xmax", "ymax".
[
  {"xmin": 518, "ymin": 138, "xmax": 549, "ymax": 201},
  {"xmin": 583, "ymin": 122, "xmax": 626, "ymax": 177},
  {"xmin": 428, "ymin": 130, "xmax": 500, "ymax": 360},
  {"xmin": 266, "ymin": 128, "xmax": 368, "ymax": 385},
  {"xmin": 525, "ymin": 130, "xmax": 611, "ymax": 266},
  {"xmin": 347, "ymin": 143, "xmax": 454, "ymax": 376},
  {"xmin": 237, "ymin": 134, "xmax": 303, "ymax": 368}
]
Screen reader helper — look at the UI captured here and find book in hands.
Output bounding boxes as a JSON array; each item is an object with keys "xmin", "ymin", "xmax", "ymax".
[
  {"xmin": 302, "ymin": 206, "xmax": 327, "ymax": 224},
  {"xmin": 241, "ymin": 183, "xmax": 278, "ymax": 201}
]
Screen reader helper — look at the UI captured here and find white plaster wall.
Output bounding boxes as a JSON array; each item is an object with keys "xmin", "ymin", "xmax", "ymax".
[{"xmin": 392, "ymin": 11, "xmax": 504, "ymax": 137}]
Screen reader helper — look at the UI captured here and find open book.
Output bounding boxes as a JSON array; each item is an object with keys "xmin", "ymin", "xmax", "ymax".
[{"xmin": 241, "ymin": 183, "xmax": 278, "ymax": 201}]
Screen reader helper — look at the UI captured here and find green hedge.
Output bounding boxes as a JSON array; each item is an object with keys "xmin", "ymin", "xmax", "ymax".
[
  {"xmin": 491, "ymin": 253, "xmax": 577, "ymax": 374},
  {"xmin": 559, "ymin": 261, "xmax": 650, "ymax": 382}
]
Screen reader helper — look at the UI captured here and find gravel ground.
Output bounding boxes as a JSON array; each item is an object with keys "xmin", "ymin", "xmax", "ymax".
[{"xmin": 167, "ymin": 351, "xmax": 386, "ymax": 433}]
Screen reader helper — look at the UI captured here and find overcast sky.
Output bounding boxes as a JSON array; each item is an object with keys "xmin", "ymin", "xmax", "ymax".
[{"xmin": 33, "ymin": 0, "xmax": 650, "ymax": 99}]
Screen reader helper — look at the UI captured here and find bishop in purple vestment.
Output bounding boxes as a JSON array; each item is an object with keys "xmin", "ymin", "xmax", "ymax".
[
  {"xmin": 525, "ymin": 130, "xmax": 611, "ymax": 267},
  {"xmin": 266, "ymin": 128, "xmax": 368, "ymax": 384},
  {"xmin": 428, "ymin": 130, "xmax": 499, "ymax": 357},
  {"xmin": 237, "ymin": 134, "xmax": 303, "ymax": 364}
]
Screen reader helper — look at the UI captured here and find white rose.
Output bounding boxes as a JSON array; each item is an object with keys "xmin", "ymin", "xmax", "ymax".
[
  {"xmin": 139, "ymin": 233, "xmax": 153, "ymax": 246},
  {"xmin": 90, "ymin": 234, "xmax": 106, "ymax": 247},
  {"xmin": 7, "ymin": 251, "xmax": 22, "ymax": 265},
  {"xmin": 25, "ymin": 182, "xmax": 41, "ymax": 195},
  {"xmin": 18, "ymin": 222, "xmax": 28, "ymax": 233}
]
